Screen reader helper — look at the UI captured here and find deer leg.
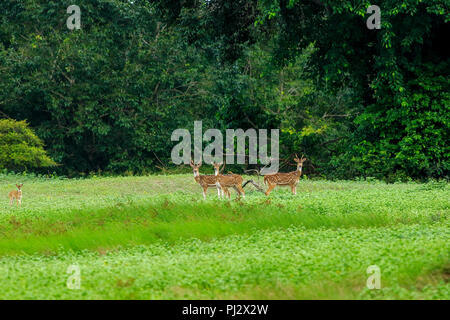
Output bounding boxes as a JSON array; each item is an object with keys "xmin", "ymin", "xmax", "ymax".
[
  {"xmin": 290, "ymin": 184, "xmax": 295, "ymax": 195},
  {"xmin": 202, "ymin": 186, "xmax": 207, "ymax": 200},
  {"xmin": 232, "ymin": 186, "xmax": 241, "ymax": 198},
  {"xmin": 216, "ymin": 183, "xmax": 222, "ymax": 198},
  {"xmin": 223, "ymin": 187, "xmax": 230, "ymax": 199},
  {"xmin": 265, "ymin": 183, "xmax": 276, "ymax": 196},
  {"xmin": 223, "ymin": 186, "xmax": 230, "ymax": 198},
  {"xmin": 9, "ymin": 197, "xmax": 13, "ymax": 206},
  {"xmin": 237, "ymin": 185, "xmax": 245, "ymax": 198}
]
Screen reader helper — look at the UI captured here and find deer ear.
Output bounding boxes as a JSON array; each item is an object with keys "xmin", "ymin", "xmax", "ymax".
[
  {"xmin": 20, "ymin": 183, "xmax": 23, "ymax": 187},
  {"xmin": 16, "ymin": 184, "xmax": 19, "ymax": 188}
]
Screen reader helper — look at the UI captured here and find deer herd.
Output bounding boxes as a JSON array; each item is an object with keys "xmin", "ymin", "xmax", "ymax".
[
  {"xmin": 7, "ymin": 155, "xmax": 306, "ymax": 206},
  {"xmin": 190, "ymin": 154, "xmax": 307, "ymax": 199}
]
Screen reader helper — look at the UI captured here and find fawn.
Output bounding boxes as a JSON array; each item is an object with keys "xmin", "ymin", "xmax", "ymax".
[
  {"xmin": 9, "ymin": 184, "xmax": 23, "ymax": 206},
  {"xmin": 264, "ymin": 154, "xmax": 306, "ymax": 196},
  {"xmin": 190, "ymin": 160, "xmax": 222, "ymax": 199},
  {"xmin": 213, "ymin": 163, "xmax": 245, "ymax": 199}
]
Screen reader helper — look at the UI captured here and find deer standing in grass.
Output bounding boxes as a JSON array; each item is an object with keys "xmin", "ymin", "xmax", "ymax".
[
  {"xmin": 264, "ymin": 155, "xmax": 306, "ymax": 196},
  {"xmin": 8, "ymin": 184, "xmax": 23, "ymax": 206},
  {"xmin": 190, "ymin": 160, "xmax": 222, "ymax": 199},
  {"xmin": 213, "ymin": 163, "xmax": 245, "ymax": 199}
]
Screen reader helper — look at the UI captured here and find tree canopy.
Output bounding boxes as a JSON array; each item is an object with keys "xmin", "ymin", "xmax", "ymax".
[{"xmin": 0, "ymin": 0, "xmax": 448, "ymax": 180}]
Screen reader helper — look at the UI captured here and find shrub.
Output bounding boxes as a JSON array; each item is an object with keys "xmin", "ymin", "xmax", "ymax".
[{"xmin": 0, "ymin": 119, "xmax": 56, "ymax": 171}]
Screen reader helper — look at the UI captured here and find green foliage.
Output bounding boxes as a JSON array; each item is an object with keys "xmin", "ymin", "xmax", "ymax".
[
  {"xmin": 257, "ymin": 0, "xmax": 449, "ymax": 179},
  {"xmin": 0, "ymin": 0, "xmax": 448, "ymax": 179},
  {"xmin": 351, "ymin": 62, "xmax": 449, "ymax": 180},
  {"xmin": 0, "ymin": 119, "xmax": 56, "ymax": 171},
  {"xmin": 0, "ymin": 0, "xmax": 216, "ymax": 174}
]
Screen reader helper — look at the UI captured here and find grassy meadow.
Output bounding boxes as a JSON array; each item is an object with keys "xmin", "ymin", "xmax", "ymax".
[{"xmin": 0, "ymin": 173, "xmax": 448, "ymax": 299}]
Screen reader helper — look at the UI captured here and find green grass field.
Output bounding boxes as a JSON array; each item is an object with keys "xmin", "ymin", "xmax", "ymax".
[{"xmin": 0, "ymin": 173, "xmax": 448, "ymax": 299}]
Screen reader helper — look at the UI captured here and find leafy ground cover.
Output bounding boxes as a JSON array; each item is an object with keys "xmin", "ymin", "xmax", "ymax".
[{"xmin": 0, "ymin": 173, "xmax": 448, "ymax": 299}]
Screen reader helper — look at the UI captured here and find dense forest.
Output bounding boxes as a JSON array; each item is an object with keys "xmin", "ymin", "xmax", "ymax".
[{"xmin": 0, "ymin": 0, "xmax": 448, "ymax": 180}]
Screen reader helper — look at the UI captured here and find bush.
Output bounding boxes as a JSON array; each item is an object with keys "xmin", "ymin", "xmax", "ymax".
[{"xmin": 0, "ymin": 119, "xmax": 56, "ymax": 171}]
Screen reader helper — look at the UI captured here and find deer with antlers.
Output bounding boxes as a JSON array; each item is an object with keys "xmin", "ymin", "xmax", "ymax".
[
  {"xmin": 263, "ymin": 154, "xmax": 306, "ymax": 196},
  {"xmin": 190, "ymin": 160, "xmax": 223, "ymax": 199},
  {"xmin": 212, "ymin": 162, "xmax": 245, "ymax": 199}
]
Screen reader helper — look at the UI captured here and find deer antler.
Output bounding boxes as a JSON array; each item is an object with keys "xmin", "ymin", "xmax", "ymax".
[{"xmin": 220, "ymin": 160, "xmax": 226, "ymax": 173}]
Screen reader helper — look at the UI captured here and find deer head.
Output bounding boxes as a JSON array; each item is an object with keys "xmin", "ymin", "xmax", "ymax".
[
  {"xmin": 190, "ymin": 160, "xmax": 202, "ymax": 177},
  {"xmin": 294, "ymin": 154, "xmax": 307, "ymax": 171},
  {"xmin": 16, "ymin": 183, "xmax": 23, "ymax": 193},
  {"xmin": 212, "ymin": 162, "xmax": 223, "ymax": 176}
]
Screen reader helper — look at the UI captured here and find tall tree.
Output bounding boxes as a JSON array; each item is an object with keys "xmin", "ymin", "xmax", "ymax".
[
  {"xmin": 0, "ymin": 0, "xmax": 216, "ymax": 174},
  {"xmin": 258, "ymin": 0, "xmax": 449, "ymax": 179}
]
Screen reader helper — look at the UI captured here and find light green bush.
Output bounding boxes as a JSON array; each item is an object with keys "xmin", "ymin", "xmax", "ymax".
[{"xmin": 0, "ymin": 119, "xmax": 56, "ymax": 171}]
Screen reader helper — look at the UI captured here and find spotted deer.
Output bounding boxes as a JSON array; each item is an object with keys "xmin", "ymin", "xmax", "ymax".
[
  {"xmin": 264, "ymin": 155, "xmax": 306, "ymax": 196},
  {"xmin": 190, "ymin": 160, "xmax": 222, "ymax": 199},
  {"xmin": 8, "ymin": 183, "xmax": 23, "ymax": 206},
  {"xmin": 213, "ymin": 163, "xmax": 245, "ymax": 199}
]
